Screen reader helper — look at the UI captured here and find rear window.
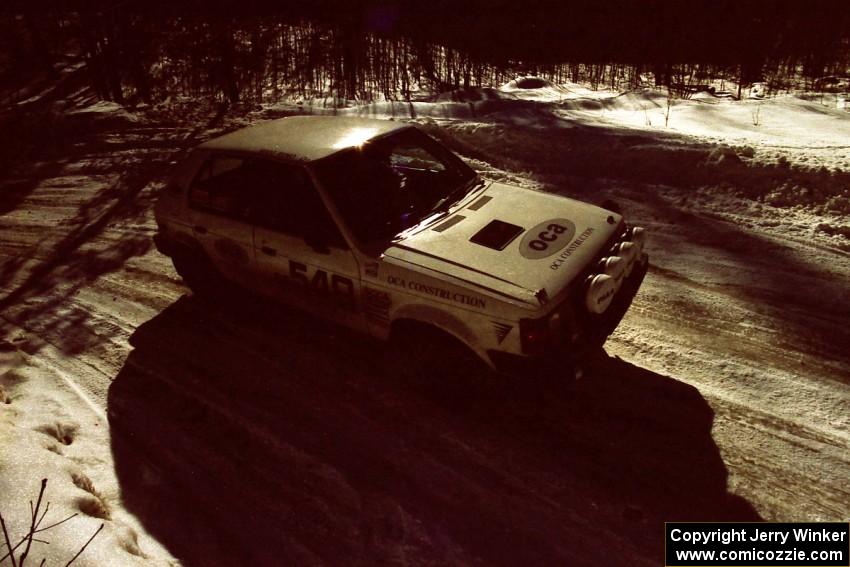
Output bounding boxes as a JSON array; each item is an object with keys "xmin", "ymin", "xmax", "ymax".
[{"xmin": 189, "ymin": 155, "xmax": 253, "ymax": 219}]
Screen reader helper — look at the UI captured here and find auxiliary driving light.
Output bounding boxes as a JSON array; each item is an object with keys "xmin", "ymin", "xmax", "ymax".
[
  {"xmin": 598, "ymin": 256, "xmax": 625, "ymax": 291},
  {"xmin": 629, "ymin": 226, "xmax": 645, "ymax": 247},
  {"xmin": 614, "ymin": 242, "xmax": 637, "ymax": 276},
  {"xmin": 628, "ymin": 226, "xmax": 646, "ymax": 257},
  {"xmin": 585, "ymin": 273, "xmax": 616, "ymax": 314}
]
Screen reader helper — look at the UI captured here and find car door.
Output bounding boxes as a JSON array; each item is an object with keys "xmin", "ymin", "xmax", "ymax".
[
  {"xmin": 185, "ymin": 153, "xmax": 257, "ymax": 288},
  {"xmin": 248, "ymin": 158, "xmax": 367, "ymax": 332}
]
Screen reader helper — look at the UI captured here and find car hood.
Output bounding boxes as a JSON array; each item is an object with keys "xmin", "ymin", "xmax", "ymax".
[{"xmin": 383, "ymin": 182, "xmax": 622, "ymax": 305}]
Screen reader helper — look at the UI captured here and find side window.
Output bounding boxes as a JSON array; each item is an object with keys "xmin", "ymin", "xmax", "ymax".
[
  {"xmin": 188, "ymin": 155, "xmax": 253, "ymax": 220},
  {"xmin": 248, "ymin": 160, "xmax": 347, "ymax": 249}
]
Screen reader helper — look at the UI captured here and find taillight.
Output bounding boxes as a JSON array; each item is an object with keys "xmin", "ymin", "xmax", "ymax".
[
  {"xmin": 519, "ymin": 317, "xmax": 551, "ymax": 356},
  {"xmin": 520, "ymin": 306, "xmax": 579, "ymax": 355}
]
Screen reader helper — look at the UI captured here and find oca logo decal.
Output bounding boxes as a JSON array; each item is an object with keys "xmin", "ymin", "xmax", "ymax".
[{"xmin": 519, "ymin": 219, "xmax": 576, "ymax": 259}]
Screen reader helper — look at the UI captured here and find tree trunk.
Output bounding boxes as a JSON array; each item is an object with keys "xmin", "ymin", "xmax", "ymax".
[
  {"xmin": 24, "ymin": 14, "xmax": 56, "ymax": 79},
  {"xmin": 218, "ymin": 22, "xmax": 240, "ymax": 104}
]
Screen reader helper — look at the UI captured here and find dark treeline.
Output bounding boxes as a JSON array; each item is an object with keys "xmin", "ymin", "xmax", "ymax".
[{"xmin": 1, "ymin": 1, "xmax": 849, "ymax": 106}]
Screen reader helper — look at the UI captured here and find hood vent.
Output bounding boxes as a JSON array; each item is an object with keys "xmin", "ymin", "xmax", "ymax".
[
  {"xmin": 432, "ymin": 215, "xmax": 466, "ymax": 232},
  {"xmin": 466, "ymin": 195, "xmax": 492, "ymax": 211},
  {"xmin": 470, "ymin": 220, "xmax": 524, "ymax": 251}
]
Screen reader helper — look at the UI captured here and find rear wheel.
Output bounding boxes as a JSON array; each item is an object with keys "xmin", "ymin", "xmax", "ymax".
[{"xmin": 171, "ymin": 250, "xmax": 225, "ymax": 298}]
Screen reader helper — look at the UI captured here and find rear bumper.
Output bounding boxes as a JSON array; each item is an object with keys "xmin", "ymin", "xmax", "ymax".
[{"xmin": 488, "ymin": 253, "xmax": 648, "ymax": 377}]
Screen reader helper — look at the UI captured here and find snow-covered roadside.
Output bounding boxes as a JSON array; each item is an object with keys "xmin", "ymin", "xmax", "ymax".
[
  {"xmin": 1, "ymin": 335, "xmax": 175, "ymax": 566},
  {"xmin": 0, "ymin": 106, "xmax": 187, "ymax": 566}
]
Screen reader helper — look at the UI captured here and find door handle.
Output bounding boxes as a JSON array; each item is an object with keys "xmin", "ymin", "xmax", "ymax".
[
  {"xmin": 261, "ymin": 246, "xmax": 277, "ymax": 256},
  {"xmin": 193, "ymin": 225, "xmax": 207, "ymax": 234}
]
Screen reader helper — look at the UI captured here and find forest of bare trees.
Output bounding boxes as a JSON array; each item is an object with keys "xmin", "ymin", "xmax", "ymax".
[{"xmin": 1, "ymin": 2, "xmax": 849, "ymax": 108}]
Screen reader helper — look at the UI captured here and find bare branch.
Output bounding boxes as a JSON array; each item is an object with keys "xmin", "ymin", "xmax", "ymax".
[
  {"xmin": 19, "ymin": 478, "xmax": 48, "ymax": 567},
  {"xmin": 33, "ymin": 503, "xmax": 51, "ymax": 532},
  {"xmin": 33, "ymin": 513, "xmax": 78, "ymax": 535},
  {"xmin": 64, "ymin": 523, "xmax": 103, "ymax": 567},
  {"xmin": 0, "ymin": 511, "xmax": 19, "ymax": 567},
  {"xmin": 0, "ymin": 535, "xmax": 26, "ymax": 564},
  {"xmin": 0, "ymin": 534, "xmax": 52, "ymax": 563}
]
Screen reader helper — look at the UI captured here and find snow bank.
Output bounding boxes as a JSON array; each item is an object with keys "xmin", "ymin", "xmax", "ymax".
[
  {"xmin": 592, "ymin": 89, "xmax": 850, "ymax": 155},
  {"xmin": 500, "ymin": 77, "xmax": 619, "ymax": 102},
  {"xmin": 0, "ymin": 339, "xmax": 175, "ymax": 566},
  {"xmin": 67, "ymin": 100, "xmax": 142, "ymax": 124}
]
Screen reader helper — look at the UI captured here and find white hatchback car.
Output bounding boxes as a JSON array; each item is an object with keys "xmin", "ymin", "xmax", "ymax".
[{"xmin": 154, "ymin": 116, "xmax": 647, "ymax": 378}]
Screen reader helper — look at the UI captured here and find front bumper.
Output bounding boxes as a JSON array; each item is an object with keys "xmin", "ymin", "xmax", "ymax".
[{"xmin": 488, "ymin": 252, "xmax": 648, "ymax": 377}]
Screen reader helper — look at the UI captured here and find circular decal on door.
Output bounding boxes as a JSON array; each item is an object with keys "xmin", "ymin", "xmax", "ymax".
[{"xmin": 519, "ymin": 219, "xmax": 576, "ymax": 259}]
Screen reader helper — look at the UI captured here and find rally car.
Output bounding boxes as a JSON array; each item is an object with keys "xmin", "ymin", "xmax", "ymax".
[{"xmin": 153, "ymin": 116, "xmax": 647, "ymax": 378}]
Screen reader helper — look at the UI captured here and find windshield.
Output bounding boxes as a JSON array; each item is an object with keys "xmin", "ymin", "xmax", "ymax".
[{"xmin": 312, "ymin": 127, "xmax": 478, "ymax": 244}]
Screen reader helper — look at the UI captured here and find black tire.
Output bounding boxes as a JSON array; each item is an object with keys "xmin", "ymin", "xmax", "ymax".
[
  {"xmin": 392, "ymin": 324, "xmax": 490, "ymax": 405},
  {"xmin": 171, "ymin": 250, "xmax": 224, "ymax": 298}
]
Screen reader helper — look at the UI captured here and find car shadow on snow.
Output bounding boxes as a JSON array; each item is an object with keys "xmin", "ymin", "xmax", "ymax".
[{"xmin": 108, "ymin": 294, "xmax": 760, "ymax": 566}]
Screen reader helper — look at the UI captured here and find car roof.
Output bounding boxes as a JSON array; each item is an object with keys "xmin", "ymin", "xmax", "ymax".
[{"xmin": 198, "ymin": 116, "xmax": 410, "ymax": 163}]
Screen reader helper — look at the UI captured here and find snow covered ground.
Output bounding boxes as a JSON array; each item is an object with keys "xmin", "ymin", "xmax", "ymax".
[{"xmin": 1, "ymin": 78, "xmax": 848, "ymax": 565}]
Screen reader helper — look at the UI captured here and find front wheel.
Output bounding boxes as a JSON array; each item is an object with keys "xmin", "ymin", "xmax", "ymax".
[{"xmin": 392, "ymin": 325, "xmax": 490, "ymax": 404}]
